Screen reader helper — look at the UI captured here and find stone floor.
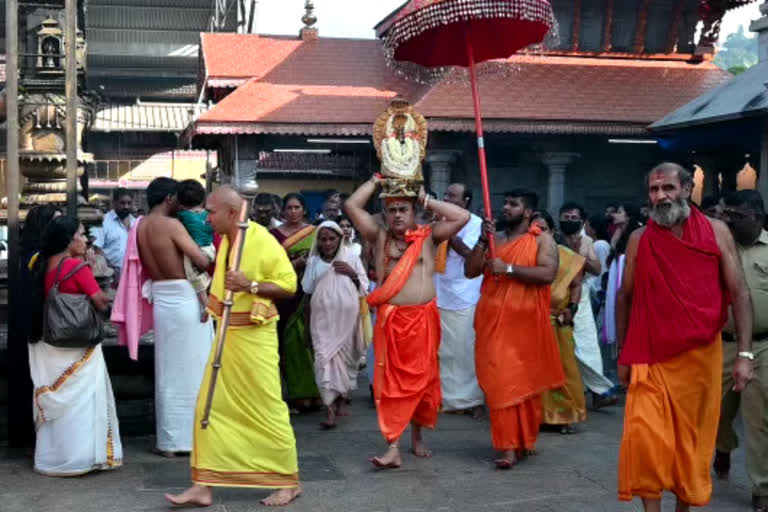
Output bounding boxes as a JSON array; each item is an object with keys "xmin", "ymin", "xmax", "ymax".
[{"xmin": 0, "ymin": 383, "xmax": 755, "ymax": 512}]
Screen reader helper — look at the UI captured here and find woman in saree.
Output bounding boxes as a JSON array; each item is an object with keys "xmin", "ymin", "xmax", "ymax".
[
  {"xmin": 302, "ymin": 221, "xmax": 369, "ymax": 428},
  {"xmin": 270, "ymin": 193, "xmax": 321, "ymax": 410},
  {"xmin": 10, "ymin": 205, "xmax": 62, "ymax": 449},
  {"xmin": 29, "ymin": 215, "xmax": 123, "ymax": 475},
  {"xmin": 531, "ymin": 210, "xmax": 588, "ymax": 435}
]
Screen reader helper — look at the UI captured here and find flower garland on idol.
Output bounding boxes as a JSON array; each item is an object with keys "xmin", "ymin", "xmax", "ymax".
[{"xmin": 381, "ymin": 113, "xmax": 422, "ymax": 179}]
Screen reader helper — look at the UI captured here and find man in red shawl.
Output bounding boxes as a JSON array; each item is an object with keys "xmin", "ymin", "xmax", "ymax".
[
  {"xmin": 616, "ymin": 162, "xmax": 754, "ymax": 512},
  {"xmin": 344, "ymin": 176, "xmax": 469, "ymax": 469}
]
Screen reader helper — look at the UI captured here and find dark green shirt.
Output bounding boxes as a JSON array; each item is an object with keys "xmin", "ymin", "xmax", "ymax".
[{"xmin": 178, "ymin": 209, "xmax": 214, "ymax": 247}]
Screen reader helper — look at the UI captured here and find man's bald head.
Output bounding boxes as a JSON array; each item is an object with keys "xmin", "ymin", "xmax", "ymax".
[
  {"xmin": 206, "ymin": 185, "xmax": 245, "ymax": 235},
  {"xmin": 210, "ymin": 185, "xmax": 244, "ymax": 212}
]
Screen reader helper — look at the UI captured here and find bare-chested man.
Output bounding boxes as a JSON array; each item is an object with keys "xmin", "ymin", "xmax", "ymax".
[
  {"xmin": 137, "ymin": 177, "xmax": 214, "ymax": 457},
  {"xmin": 345, "ymin": 176, "xmax": 469, "ymax": 468}
]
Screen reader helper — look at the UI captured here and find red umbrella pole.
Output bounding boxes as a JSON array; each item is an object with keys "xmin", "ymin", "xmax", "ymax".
[{"xmin": 465, "ymin": 28, "xmax": 495, "ymax": 258}]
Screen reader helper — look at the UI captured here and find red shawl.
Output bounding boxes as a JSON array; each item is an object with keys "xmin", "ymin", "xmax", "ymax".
[{"xmin": 619, "ymin": 206, "xmax": 727, "ymax": 365}]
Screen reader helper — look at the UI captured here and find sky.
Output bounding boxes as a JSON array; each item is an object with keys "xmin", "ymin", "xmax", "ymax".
[{"xmin": 253, "ymin": 0, "xmax": 763, "ymax": 42}]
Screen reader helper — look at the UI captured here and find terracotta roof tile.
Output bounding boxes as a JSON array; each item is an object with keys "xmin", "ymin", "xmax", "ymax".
[{"xmin": 196, "ymin": 35, "xmax": 732, "ymax": 133}]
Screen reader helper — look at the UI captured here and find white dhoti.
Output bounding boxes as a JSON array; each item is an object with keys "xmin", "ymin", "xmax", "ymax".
[
  {"xmin": 151, "ymin": 280, "xmax": 213, "ymax": 452},
  {"xmin": 438, "ymin": 306, "xmax": 484, "ymax": 411},
  {"xmin": 29, "ymin": 342, "xmax": 122, "ymax": 476},
  {"xmin": 573, "ymin": 282, "xmax": 614, "ymax": 395}
]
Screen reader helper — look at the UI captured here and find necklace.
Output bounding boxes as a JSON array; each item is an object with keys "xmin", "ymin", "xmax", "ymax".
[{"xmin": 383, "ymin": 233, "xmax": 411, "ymax": 270}]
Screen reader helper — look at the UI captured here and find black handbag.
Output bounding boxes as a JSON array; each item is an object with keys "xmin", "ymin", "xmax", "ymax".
[{"xmin": 42, "ymin": 258, "xmax": 104, "ymax": 348}]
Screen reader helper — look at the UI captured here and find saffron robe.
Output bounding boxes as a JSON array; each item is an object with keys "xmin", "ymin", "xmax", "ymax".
[
  {"xmin": 475, "ymin": 227, "xmax": 564, "ymax": 451},
  {"xmin": 619, "ymin": 208, "xmax": 727, "ymax": 504},
  {"xmin": 367, "ymin": 226, "xmax": 441, "ymax": 443}
]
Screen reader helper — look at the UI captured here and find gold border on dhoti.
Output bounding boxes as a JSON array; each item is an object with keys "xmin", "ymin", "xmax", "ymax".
[{"xmin": 191, "ymin": 467, "xmax": 299, "ymax": 489}]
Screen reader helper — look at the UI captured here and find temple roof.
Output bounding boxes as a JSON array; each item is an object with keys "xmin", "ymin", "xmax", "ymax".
[
  {"xmin": 191, "ymin": 33, "xmax": 732, "ymax": 138},
  {"xmin": 651, "ymin": 59, "xmax": 768, "ymax": 131}
]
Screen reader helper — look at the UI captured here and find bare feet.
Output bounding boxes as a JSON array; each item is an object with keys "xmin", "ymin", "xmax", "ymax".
[
  {"xmin": 261, "ymin": 486, "xmax": 302, "ymax": 507},
  {"xmin": 494, "ymin": 451, "xmax": 517, "ymax": 470},
  {"xmin": 165, "ymin": 485, "xmax": 213, "ymax": 508},
  {"xmin": 410, "ymin": 423, "xmax": 432, "ymax": 458},
  {"xmin": 335, "ymin": 399, "xmax": 349, "ymax": 417},
  {"xmin": 152, "ymin": 447, "xmax": 177, "ymax": 458},
  {"xmin": 369, "ymin": 444, "xmax": 402, "ymax": 469},
  {"xmin": 320, "ymin": 405, "xmax": 336, "ymax": 430}
]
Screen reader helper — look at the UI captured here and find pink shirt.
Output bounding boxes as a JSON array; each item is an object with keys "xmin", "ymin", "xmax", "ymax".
[{"xmin": 110, "ymin": 217, "xmax": 153, "ymax": 361}]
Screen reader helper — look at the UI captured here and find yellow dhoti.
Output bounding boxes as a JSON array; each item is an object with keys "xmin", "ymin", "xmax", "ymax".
[
  {"xmin": 192, "ymin": 323, "xmax": 298, "ymax": 488},
  {"xmin": 192, "ymin": 221, "xmax": 299, "ymax": 488}
]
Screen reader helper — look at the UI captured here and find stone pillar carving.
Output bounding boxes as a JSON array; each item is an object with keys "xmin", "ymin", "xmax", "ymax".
[
  {"xmin": 542, "ymin": 152, "xmax": 579, "ymax": 215},
  {"xmin": 425, "ymin": 151, "xmax": 458, "ymax": 200}
]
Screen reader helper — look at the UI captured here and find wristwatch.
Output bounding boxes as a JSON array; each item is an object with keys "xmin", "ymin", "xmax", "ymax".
[
  {"xmin": 505, "ymin": 264, "xmax": 514, "ymax": 277},
  {"xmin": 737, "ymin": 351, "xmax": 755, "ymax": 361},
  {"xmin": 249, "ymin": 281, "xmax": 260, "ymax": 296}
]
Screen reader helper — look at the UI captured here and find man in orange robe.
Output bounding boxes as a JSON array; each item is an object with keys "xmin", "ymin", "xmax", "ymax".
[
  {"xmin": 466, "ymin": 189, "xmax": 564, "ymax": 469},
  {"xmin": 616, "ymin": 163, "xmax": 754, "ymax": 512},
  {"xmin": 344, "ymin": 176, "xmax": 469, "ymax": 469}
]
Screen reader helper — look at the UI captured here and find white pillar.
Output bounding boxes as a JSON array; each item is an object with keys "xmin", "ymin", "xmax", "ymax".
[
  {"xmin": 425, "ymin": 152, "xmax": 458, "ymax": 200},
  {"xmin": 542, "ymin": 152, "xmax": 579, "ymax": 215}
]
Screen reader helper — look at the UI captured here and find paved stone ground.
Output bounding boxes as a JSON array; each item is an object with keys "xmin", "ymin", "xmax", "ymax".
[{"xmin": 0, "ymin": 383, "xmax": 755, "ymax": 512}]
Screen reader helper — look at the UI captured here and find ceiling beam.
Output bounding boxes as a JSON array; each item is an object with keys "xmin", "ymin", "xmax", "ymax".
[
  {"xmin": 665, "ymin": 0, "xmax": 686, "ymax": 53},
  {"xmin": 571, "ymin": 0, "xmax": 582, "ymax": 51},
  {"xmin": 601, "ymin": 0, "xmax": 614, "ymax": 52},
  {"xmin": 633, "ymin": 0, "xmax": 651, "ymax": 54}
]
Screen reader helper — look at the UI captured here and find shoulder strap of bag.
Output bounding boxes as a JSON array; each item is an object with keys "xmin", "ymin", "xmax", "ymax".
[{"xmin": 53, "ymin": 259, "xmax": 90, "ymax": 290}]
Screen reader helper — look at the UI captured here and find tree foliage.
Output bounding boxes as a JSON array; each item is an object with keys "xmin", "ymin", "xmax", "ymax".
[{"xmin": 714, "ymin": 25, "xmax": 758, "ymax": 74}]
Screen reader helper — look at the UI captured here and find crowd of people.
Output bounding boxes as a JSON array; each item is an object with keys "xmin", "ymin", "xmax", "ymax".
[{"xmin": 8, "ymin": 161, "xmax": 767, "ymax": 511}]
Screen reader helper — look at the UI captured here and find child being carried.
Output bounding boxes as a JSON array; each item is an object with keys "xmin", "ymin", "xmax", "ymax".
[{"xmin": 176, "ymin": 179, "xmax": 216, "ymax": 321}]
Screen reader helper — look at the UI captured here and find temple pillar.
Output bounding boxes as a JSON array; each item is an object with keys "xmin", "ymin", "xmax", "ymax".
[
  {"xmin": 425, "ymin": 151, "xmax": 458, "ymax": 199},
  {"xmin": 542, "ymin": 152, "xmax": 579, "ymax": 215}
]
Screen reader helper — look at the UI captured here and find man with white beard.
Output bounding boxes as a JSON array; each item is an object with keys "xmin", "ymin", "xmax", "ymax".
[{"xmin": 616, "ymin": 162, "xmax": 753, "ymax": 512}]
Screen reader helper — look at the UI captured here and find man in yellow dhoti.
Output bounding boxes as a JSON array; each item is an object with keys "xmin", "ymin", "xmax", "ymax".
[{"xmin": 166, "ymin": 186, "xmax": 301, "ymax": 507}]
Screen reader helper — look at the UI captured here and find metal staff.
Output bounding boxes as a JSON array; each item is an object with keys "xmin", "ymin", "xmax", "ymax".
[{"xmin": 200, "ymin": 196, "xmax": 250, "ymax": 429}]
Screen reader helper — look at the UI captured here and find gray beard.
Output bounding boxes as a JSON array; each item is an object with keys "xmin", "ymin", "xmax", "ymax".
[{"xmin": 650, "ymin": 199, "xmax": 691, "ymax": 227}]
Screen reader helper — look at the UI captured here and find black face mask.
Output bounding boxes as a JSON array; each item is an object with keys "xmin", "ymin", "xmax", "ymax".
[{"xmin": 560, "ymin": 220, "xmax": 582, "ymax": 235}]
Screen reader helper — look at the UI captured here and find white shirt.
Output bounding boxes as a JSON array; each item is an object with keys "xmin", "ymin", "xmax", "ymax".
[
  {"xmin": 434, "ymin": 213, "xmax": 483, "ymax": 311},
  {"xmin": 588, "ymin": 239, "xmax": 611, "ymax": 294},
  {"xmin": 93, "ymin": 210, "xmax": 136, "ymax": 271}
]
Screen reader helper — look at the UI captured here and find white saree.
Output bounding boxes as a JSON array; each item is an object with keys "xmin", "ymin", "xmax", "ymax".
[
  {"xmin": 151, "ymin": 280, "xmax": 214, "ymax": 452},
  {"xmin": 29, "ymin": 342, "xmax": 122, "ymax": 476},
  {"xmin": 573, "ymin": 282, "xmax": 614, "ymax": 395},
  {"xmin": 303, "ymin": 221, "xmax": 368, "ymax": 406}
]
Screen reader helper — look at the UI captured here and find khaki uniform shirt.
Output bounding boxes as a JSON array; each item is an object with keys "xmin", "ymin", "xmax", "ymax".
[{"xmin": 724, "ymin": 230, "xmax": 768, "ymax": 337}]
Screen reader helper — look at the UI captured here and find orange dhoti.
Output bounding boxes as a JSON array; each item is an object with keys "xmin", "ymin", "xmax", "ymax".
[
  {"xmin": 619, "ymin": 337, "xmax": 722, "ymax": 505},
  {"xmin": 475, "ymin": 228, "xmax": 564, "ymax": 453},
  {"xmin": 367, "ymin": 226, "xmax": 441, "ymax": 443},
  {"xmin": 372, "ymin": 300, "xmax": 441, "ymax": 443}
]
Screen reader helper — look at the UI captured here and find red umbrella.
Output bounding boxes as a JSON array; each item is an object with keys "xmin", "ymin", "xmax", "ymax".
[{"xmin": 381, "ymin": 0, "xmax": 555, "ymax": 256}]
